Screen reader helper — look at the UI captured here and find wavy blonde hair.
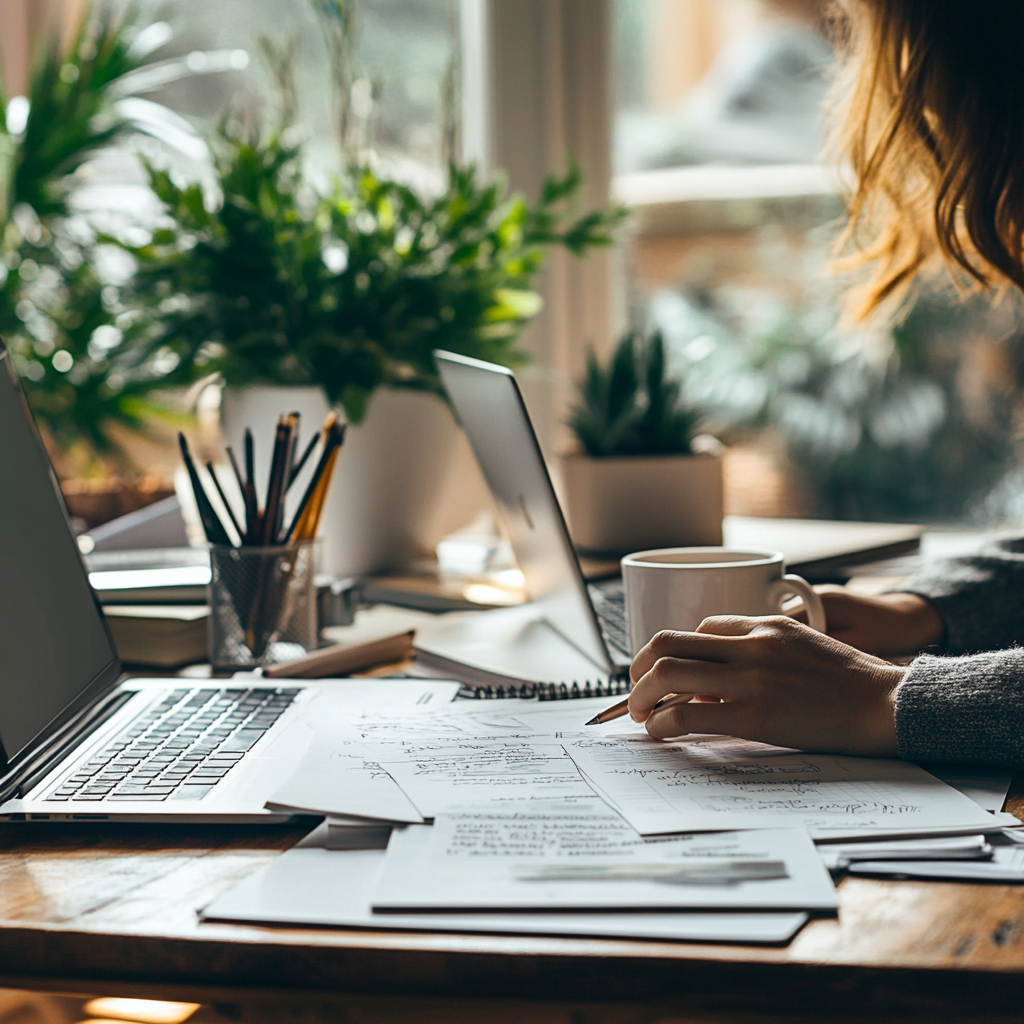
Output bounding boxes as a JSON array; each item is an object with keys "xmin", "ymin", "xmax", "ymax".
[{"xmin": 827, "ymin": 0, "xmax": 1024, "ymax": 322}]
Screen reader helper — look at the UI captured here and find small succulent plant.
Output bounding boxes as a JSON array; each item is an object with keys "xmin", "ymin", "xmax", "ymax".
[{"xmin": 568, "ymin": 331, "xmax": 703, "ymax": 457}]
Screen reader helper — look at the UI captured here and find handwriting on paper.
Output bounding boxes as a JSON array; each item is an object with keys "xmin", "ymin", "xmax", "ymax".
[{"xmin": 567, "ymin": 736, "xmax": 995, "ymax": 839}]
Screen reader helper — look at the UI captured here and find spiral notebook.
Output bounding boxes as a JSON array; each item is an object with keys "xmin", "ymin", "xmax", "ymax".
[{"xmin": 457, "ymin": 675, "xmax": 631, "ymax": 701}]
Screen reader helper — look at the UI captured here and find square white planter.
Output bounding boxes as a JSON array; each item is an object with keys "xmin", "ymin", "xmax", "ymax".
[{"xmin": 560, "ymin": 452, "xmax": 724, "ymax": 555}]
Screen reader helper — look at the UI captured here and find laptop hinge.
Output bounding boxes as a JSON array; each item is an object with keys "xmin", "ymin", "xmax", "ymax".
[{"xmin": 0, "ymin": 689, "xmax": 135, "ymax": 803}]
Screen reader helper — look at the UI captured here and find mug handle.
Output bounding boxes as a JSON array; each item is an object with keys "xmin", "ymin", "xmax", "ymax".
[{"xmin": 767, "ymin": 574, "xmax": 826, "ymax": 633}]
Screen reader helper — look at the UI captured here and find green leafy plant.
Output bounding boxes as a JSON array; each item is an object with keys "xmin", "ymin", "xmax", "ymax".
[
  {"xmin": 0, "ymin": 5, "xmax": 230, "ymax": 457},
  {"xmin": 569, "ymin": 331, "xmax": 704, "ymax": 457},
  {"xmin": 119, "ymin": 122, "xmax": 626, "ymax": 424}
]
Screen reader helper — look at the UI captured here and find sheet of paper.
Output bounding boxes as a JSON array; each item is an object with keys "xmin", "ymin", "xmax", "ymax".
[
  {"xmin": 199, "ymin": 844, "xmax": 810, "ymax": 945},
  {"xmin": 261, "ymin": 679, "xmax": 465, "ymax": 821},
  {"xmin": 264, "ymin": 696, "xmax": 625, "ymax": 821},
  {"xmin": 267, "ymin": 733, "xmax": 424, "ymax": 823},
  {"xmin": 302, "ymin": 695, "xmax": 645, "ymax": 744},
  {"xmin": 817, "ymin": 834, "xmax": 992, "ymax": 871},
  {"xmin": 293, "ymin": 678, "xmax": 461, "ymax": 711},
  {"xmin": 367, "ymin": 739, "xmax": 597, "ymax": 816},
  {"xmin": 848, "ymin": 842, "xmax": 1024, "ymax": 882},
  {"xmin": 567, "ymin": 735, "xmax": 998, "ymax": 839},
  {"xmin": 921, "ymin": 765, "xmax": 1012, "ymax": 814},
  {"xmin": 371, "ymin": 809, "xmax": 836, "ymax": 912}
]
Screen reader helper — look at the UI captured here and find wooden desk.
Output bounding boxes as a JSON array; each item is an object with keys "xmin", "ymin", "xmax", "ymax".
[{"xmin": 3, "ymin": 792, "xmax": 1024, "ymax": 1024}]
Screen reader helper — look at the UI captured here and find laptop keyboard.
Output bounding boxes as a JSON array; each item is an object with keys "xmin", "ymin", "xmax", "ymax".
[
  {"xmin": 588, "ymin": 579, "xmax": 630, "ymax": 655},
  {"xmin": 45, "ymin": 686, "xmax": 299, "ymax": 803}
]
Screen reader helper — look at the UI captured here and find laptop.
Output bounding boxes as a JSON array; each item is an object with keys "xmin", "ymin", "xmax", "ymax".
[
  {"xmin": 415, "ymin": 352, "xmax": 634, "ymax": 687},
  {"xmin": 0, "ymin": 343, "xmax": 457, "ymax": 823}
]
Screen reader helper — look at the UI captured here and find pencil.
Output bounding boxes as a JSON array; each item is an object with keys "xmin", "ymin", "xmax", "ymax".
[
  {"xmin": 299, "ymin": 441, "xmax": 341, "ymax": 539},
  {"xmin": 283, "ymin": 416, "xmax": 342, "ymax": 542},
  {"xmin": 261, "ymin": 417, "xmax": 290, "ymax": 546},
  {"xmin": 243, "ymin": 428, "xmax": 258, "ymax": 543},
  {"xmin": 205, "ymin": 461, "xmax": 243, "ymax": 542},
  {"xmin": 585, "ymin": 692, "xmax": 684, "ymax": 726},
  {"xmin": 225, "ymin": 446, "xmax": 248, "ymax": 538},
  {"xmin": 178, "ymin": 433, "xmax": 232, "ymax": 546},
  {"xmin": 277, "ymin": 413, "xmax": 299, "ymax": 538},
  {"xmin": 288, "ymin": 430, "xmax": 320, "ymax": 489},
  {"xmin": 288, "ymin": 411, "xmax": 301, "ymax": 476},
  {"xmin": 585, "ymin": 697, "xmax": 630, "ymax": 726}
]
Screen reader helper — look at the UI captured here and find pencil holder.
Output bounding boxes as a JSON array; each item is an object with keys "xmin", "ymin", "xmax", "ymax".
[{"xmin": 207, "ymin": 540, "xmax": 318, "ymax": 670}]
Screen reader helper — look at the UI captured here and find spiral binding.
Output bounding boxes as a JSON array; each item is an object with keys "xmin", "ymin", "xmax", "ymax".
[{"xmin": 457, "ymin": 675, "xmax": 631, "ymax": 701}]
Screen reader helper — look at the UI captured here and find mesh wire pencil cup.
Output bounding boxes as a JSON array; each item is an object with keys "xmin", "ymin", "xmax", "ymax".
[{"xmin": 208, "ymin": 540, "xmax": 318, "ymax": 670}]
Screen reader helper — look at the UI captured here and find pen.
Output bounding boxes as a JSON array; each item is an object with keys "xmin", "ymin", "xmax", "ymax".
[{"xmin": 585, "ymin": 693, "xmax": 683, "ymax": 726}]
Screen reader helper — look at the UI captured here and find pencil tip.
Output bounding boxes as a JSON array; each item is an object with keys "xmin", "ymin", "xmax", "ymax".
[{"xmin": 584, "ymin": 716, "xmax": 599, "ymax": 726}]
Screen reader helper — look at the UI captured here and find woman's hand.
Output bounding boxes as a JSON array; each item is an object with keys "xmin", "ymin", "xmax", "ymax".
[
  {"xmin": 789, "ymin": 586, "xmax": 943, "ymax": 657},
  {"xmin": 627, "ymin": 616, "xmax": 906, "ymax": 756}
]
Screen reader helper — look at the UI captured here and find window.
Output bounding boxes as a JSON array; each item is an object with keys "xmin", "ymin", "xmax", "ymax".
[{"xmin": 613, "ymin": 0, "xmax": 1024, "ymax": 526}]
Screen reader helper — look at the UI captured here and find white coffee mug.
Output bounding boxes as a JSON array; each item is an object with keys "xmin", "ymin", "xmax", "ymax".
[{"xmin": 621, "ymin": 547, "xmax": 826, "ymax": 655}]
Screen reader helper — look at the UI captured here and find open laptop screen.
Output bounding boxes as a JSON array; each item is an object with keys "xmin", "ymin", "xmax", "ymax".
[{"xmin": 0, "ymin": 348, "xmax": 118, "ymax": 766}]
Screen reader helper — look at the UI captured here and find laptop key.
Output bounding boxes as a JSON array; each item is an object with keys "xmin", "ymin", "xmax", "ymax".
[
  {"xmin": 171, "ymin": 786, "xmax": 215, "ymax": 800},
  {"xmin": 108, "ymin": 794, "xmax": 169, "ymax": 801},
  {"xmin": 219, "ymin": 730, "xmax": 266, "ymax": 752}
]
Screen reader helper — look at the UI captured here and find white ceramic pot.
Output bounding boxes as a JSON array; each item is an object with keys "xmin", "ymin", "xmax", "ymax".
[
  {"xmin": 221, "ymin": 386, "xmax": 464, "ymax": 576},
  {"xmin": 559, "ymin": 452, "xmax": 724, "ymax": 556}
]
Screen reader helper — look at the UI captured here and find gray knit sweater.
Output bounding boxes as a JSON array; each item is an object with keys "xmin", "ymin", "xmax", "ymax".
[{"xmin": 896, "ymin": 535, "xmax": 1024, "ymax": 767}]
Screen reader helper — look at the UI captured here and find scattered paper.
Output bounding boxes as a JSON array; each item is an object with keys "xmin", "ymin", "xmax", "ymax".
[
  {"xmin": 848, "ymin": 841, "xmax": 1024, "ymax": 882},
  {"xmin": 267, "ymin": 733, "xmax": 424, "ymax": 823},
  {"xmin": 199, "ymin": 842, "xmax": 810, "ymax": 945},
  {"xmin": 370, "ymin": 802, "xmax": 836, "ymax": 913},
  {"xmin": 567, "ymin": 735, "xmax": 998, "ymax": 839},
  {"xmin": 817, "ymin": 834, "xmax": 992, "ymax": 871},
  {"xmin": 264, "ymin": 698, "xmax": 626, "ymax": 822}
]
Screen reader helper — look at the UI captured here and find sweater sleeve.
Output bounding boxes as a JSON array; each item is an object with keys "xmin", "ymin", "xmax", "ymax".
[
  {"xmin": 895, "ymin": 535, "xmax": 1024, "ymax": 654},
  {"xmin": 895, "ymin": 649, "xmax": 1024, "ymax": 768}
]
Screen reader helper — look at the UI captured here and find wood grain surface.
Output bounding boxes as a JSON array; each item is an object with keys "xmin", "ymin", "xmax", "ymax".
[{"xmin": 0, "ymin": 787, "xmax": 1023, "ymax": 1023}]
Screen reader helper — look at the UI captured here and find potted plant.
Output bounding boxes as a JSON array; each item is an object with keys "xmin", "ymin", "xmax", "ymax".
[
  {"xmin": 562, "ymin": 331, "xmax": 724, "ymax": 555},
  {"xmin": 116, "ymin": 31, "xmax": 626, "ymax": 573},
  {"xmin": 0, "ymin": 6, "xmax": 241, "ymax": 524}
]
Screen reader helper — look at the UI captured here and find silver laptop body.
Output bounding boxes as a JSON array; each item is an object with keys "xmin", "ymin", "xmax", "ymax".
[
  {"xmin": 416, "ymin": 351, "xmax": 632, "ymax": 686},
  {"xmin": 0, "ymin": 342, "xmax": 454, "ymax": 823}
]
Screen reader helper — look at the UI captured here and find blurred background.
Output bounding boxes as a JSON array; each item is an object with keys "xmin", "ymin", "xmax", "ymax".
[{"xmin": 3, "ymin": 0, "xmax": 1024, "ymax": 535}]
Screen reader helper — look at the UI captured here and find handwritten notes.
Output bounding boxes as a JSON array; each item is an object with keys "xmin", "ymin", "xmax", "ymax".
[
  {"xmin": 371, "ymin": 808, "xmax": 837, "ymax": 912},
  {"xmin": 366, "ymin": 740, "xmax": 597, "ymax": 817},
  {"xmin": 567, "ymin": 736, "xmax": 998, "ymax": 839},
  {"xmin": 266, "ymin": 698, "xmax": 633, "ymax": 822}
]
